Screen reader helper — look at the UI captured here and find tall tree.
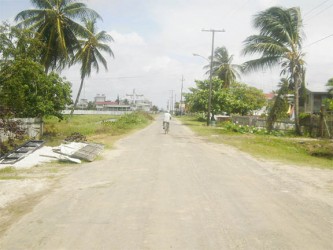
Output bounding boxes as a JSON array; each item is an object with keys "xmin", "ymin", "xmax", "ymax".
[
  {"xmin": 0, "ymin": 23, "xmax": 72, "ymax": 120},
  {"xmin": 0, "ymin": 58, "xmax": 72, "ymax": 119},
  {"xmin": 266, "ymin": 78, "xmax": 290, "ymax": 131},
  {"xmin": 325, "ymin": 78, "xmax": 333, "ymax": 110},
  {"xmin": 242, "ymin": 6, "xmax": 305, "ymax": 135},
  {"xmin": 184, "ymin": 79, "xmax": 265, "ymax": 117},
  {"xmin": 327, "ymin": 78, "xmax": 333, "ymax": 95},
  {"xmin": 15, "ymin": 0, "xmax": 100, "ymax": 73},
  {"xmin": 0, "ymin": 23, "xmax": 43, "ymax": 62},
  {"xmin": 70, "ymin": 18, "xmax": 114, "ymax": 115},
  {"xmin": 204, "ymin": 46, "xmax": 242, "ymax": 88}
]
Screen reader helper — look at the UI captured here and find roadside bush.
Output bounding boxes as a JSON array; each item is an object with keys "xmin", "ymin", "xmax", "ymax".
[
  {"xmin": 0, "ymin": 108, "xmax": 26, "ymax": 156},
  {"xmin": 298, "ymin": 140, "xmax": 333, "ymax": 159},
  {"xmin": 220, "ymin": 121, "xmax": 286, "ymax": 136}
]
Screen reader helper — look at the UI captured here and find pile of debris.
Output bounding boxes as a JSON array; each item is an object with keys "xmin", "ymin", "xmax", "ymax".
[
  {"xmin": 0, "ymin": 140, "xmax": 104, "ymax": 169},
  {"xmin": 51, "ymin": 142, "xmax": 104, "ymax": 163},
  {"xmin": 0, "ymin": 140, "xmax": 45, "ymax": 165}
]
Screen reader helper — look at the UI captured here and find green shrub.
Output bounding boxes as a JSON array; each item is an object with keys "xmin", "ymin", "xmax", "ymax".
[{"xmin": 221, "ymin": 121, "xmax": 286, "ymax": 136}]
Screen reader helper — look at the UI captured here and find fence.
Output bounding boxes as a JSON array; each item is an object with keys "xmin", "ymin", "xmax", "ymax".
[
  {"xmin": 0, "ymin": 118, "xmax": 43, "ymax": 142},
  {"xmin": 229, "ymin": 116, "xmax": 295, "ymax": 131},
  {"xmin": 300, "ymin": 111, "xmax": 333, "ymax": 138},
  {"xmin": 222, "ymin": 113, "xmax": 333, "ymax": 138},
  {"xmin": 62, "ymin": 110, "xmax": 133, "ymax": 116}
]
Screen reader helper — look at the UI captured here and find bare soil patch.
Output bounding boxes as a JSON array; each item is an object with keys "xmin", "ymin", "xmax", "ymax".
[{"xmin": 0, "ymin": 163, "xmax": 76, "ymax": 237}]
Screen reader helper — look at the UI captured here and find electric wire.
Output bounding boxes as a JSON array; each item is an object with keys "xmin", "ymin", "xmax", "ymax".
[
  {"xmin": 306, "ymin": 2, "xmax": 333, "ymax": 22},
  {"xmin": 304, "ymin": 0, "xmax": 331, "ymax": 16},
  {"xmin": 304, "ymin": 33, "xmax": 333, "ymax": 48}
]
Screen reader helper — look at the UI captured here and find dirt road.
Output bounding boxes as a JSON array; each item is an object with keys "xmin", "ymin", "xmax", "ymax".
[{"xmin": 1, "ymin": 117, "xmax": 332, "ymax": 249}]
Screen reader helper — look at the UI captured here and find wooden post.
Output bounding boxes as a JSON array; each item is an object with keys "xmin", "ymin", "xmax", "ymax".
[{"xmin": 319, "ymin": 105, "xmax": 325, "ymax": 137}]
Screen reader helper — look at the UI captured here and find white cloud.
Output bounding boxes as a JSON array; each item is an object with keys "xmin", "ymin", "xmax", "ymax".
[
  {"xmin": 2, "ymin": 0, "xmax": 332, "ymax": 109},
  {"xmin": 110, "ymin": 31, "xmax": 146, "ymax": 46}
]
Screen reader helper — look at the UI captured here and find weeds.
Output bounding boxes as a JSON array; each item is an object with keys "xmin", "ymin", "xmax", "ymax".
[
  {"xmin": 0, "ymin": 166, "xmax": 16, "ymax": 174},
  {"xmin": 43, "ymin": 112, "xmax": 153, "ymax": 145},
  {"xmin": 220, "ymin": 121, "xmax": 289, "ymax": 136},
  {"xmin": 179, "ymin": 116, "xmax": 333, "ymax": 168}
]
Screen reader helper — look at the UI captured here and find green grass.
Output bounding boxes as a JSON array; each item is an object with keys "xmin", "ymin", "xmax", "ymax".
[
  {"xmin": 0, "ymin": 166, "xmax": 24, "ymax": 180},
  {"xmin": 43, "ymin": 114, "xmax": 116, "ymax": 145},
  {"xmin": 0, "ymin": 166, "xmax": 16, "ymax": 174},
  {"xmin": 43, "ymin": 112, "xmax": 153, "ymax": 147},
  {"xmin": 178, "ymin": 116, "xmax": 333, "ymax": 169}
]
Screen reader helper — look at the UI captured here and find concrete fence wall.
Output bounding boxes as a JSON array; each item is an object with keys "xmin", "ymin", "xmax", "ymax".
[
  {"xmin": 0, "ymin": 118, "xmax": 42, "ymax": 142},
  {"xmin": 230, "ymin": 116, "xmax": 295, "ymax": 131},
  {"xmin": 62, "ymin": 110, "xmax": 133, "ymax": 116}
]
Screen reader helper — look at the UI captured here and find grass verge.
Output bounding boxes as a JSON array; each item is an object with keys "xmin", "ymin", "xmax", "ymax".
[
  {"xmin": 179, "ymin": 116, "xmax": 333, "ymax": 169},
  {"xmin": 43, "ymin": 111, "xmax": 154, "ymax": 147}
]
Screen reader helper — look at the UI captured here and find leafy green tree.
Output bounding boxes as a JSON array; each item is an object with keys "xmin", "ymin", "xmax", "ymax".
[
  {"xmin": 122, "ymin": 99, "xmax": 129, "ymax": 105},
  {"xmin": 227, "ymin": 83, "xmax": 266, "ymax": 115},
  {"xmin": 184, "ymin": 78, "xmax": 222, "ymax": 118},
  {"xmin": 324, "ymin": 78, "xmax": 333, "ymax": 110},
  {"xmin": 87, "ymin": 101, "xmax": 96, "ymax": 110},
  {"xmin": 242, "ymin": 6, "xmax": 305, "ymax": 134},
  {"xmin": 266, "ymin": 79, "xmax": 290, "ymax": 131},
  {"xmin": 70, "ymin": 18, "xmax": 113, "ymax": 115},
  {"xmin": 151, "ymin": 105, "xmax": 159, "ymax": 112},
  {"xmin": 327, "ymin": 78, "xmax": 333, "ymax": 95},
  {"xmin": 0, "ymin": 23, "xmax": 43, "ymax": 62},
  {"xmin": 184, "ymin": 79, "xmax": 265, "ymax": 117},
  {"xmin": 0, "ymin": 23, "xmax": 72, "ymax": 119},
  {"xmin": 15, "ymin": 0, "xmax": 100, "ymax": 73},
  {"xmin": 0, "ymin": 58, "xmax": 72, "ymax": 119},
  {"xmin": 204, "ymin": 46, "xmax": 242, "ymax": 88}
]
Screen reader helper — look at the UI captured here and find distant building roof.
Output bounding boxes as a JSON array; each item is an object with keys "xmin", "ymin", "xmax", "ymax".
[
  {"xmin": 95, "ymin": 101, "xmax": 118, "ymax": 105},
  {"xmin": 265, "ymin": 93, "xmax": 275, "ymax": 99},
  {"xmin": 306, "ymin": 85, "xmax": 329, "ymax": 93}
]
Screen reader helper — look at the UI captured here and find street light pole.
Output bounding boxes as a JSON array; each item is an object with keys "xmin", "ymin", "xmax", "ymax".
[
  {"xmin": 180, "ymin": 75, "xmax": 184, "ymax": 115},
  {"xmin": 202, "ymin": 29, "xmax": 225, "ymax": 126}
]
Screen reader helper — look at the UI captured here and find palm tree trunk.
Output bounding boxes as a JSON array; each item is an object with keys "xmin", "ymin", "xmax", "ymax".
[
  {"xmin": 70, "ymin": 78, "xmax": 85, "ymax": 116},
  {"xmin": 294, "ymin": 77, "xmax": 301, "ymax": 135}
]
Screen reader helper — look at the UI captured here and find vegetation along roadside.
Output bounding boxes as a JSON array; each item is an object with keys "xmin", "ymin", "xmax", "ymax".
[
  {"xmin": 43, "ymin": 112, "xmax": 154, "ymax": 147},
  {"xmin": 179, "ymin": 116, "xmax": 333, "ymax": 169}
]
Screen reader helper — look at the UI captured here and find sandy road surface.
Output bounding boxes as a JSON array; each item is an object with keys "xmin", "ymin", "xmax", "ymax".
[{"xmin": 0, "ymin": 117, "xmax": 332, "ymax": 249}]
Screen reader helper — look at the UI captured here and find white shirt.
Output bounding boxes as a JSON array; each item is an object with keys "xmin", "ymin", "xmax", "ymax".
[{"xmin": 163, "ymin": 112, "xmax": 172, "ymax": 122}]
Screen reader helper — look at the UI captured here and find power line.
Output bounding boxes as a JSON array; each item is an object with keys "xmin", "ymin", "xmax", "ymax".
[
  {"xmin": 222, "ymin": 0, "xmax": 250, "ymax": 22},
  {"xmin": 304, "ymin": 0, "xmax": 331, "ymax": 16},
  {"xmin": 304, "ymin": 0, "xmax": 333, "ymax": 21},
  {"xmin": 81, "ymin": 73, "xmax": 183, "ymax": 82},
  {"xmin": 304, "ymin": 33, "xmax": 333, "ymax": 48},
  {"xmin": 307, "ymin": 3, "xmax": 333, "ymax": 21}
]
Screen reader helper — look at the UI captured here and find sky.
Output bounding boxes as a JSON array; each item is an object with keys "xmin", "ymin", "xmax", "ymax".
[{"xmin": 1, "ymin": 0, "xmax": 332, "ymax": 109}]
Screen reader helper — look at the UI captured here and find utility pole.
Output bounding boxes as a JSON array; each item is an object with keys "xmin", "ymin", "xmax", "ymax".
[
  {"xmin": 169, "ymin": 90, "xmax": 174, "ymax": 114},
  {"xmin": 180, "ymin": 75, "xmax": 184, "ymax": 116},
  {"xmin": 202, "ymin": 29, "xmax": 225, "ymax": 126}
]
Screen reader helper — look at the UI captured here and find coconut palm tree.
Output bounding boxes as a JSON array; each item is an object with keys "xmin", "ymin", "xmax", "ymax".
[
  {"xmin": 70, "ymin": 18, "xmax": 114, "ymax": 115},
  {"xmin": 242, "ymin": 6, "xmax": 305, "ymax": 135},
  {"xmin": 204, "ymin": 46, "xmax": 242, "ymax": 88},
  {"xmin": 15, "ymin": 0, "xmax": 100, "ymax": 73}
]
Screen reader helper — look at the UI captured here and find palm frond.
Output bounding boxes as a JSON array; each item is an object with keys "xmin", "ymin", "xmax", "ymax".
[
  {"xmin": 64, "ymin": 2, "xmax": 101, "ymax": 21},
  {"xmin": 242, "ymin": 56, "xmax": 281, "ymax": 73},
  {"xmin": 30, "ymin": 0, "xmax": 53, "ymax": 9}
]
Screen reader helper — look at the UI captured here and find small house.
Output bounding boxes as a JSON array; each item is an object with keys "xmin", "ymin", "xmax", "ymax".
[{"xmin": 301, "ymin": 86, "xmax": 330, "ymax": 114}]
